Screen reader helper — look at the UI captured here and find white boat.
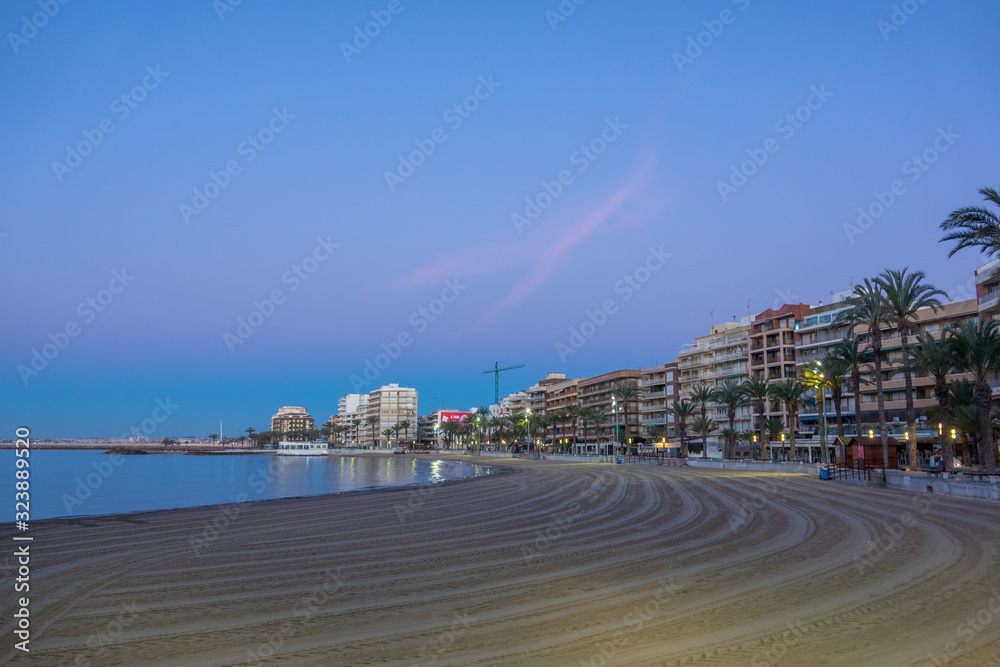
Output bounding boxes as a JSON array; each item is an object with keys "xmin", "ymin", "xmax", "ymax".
[{"xmin": 275, "ymin": 441, "xmax": 329, "ymax": 456}]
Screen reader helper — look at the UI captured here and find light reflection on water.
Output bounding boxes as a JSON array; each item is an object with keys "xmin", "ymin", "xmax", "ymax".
[{"xmin": 1, "ymin": 450, "xmax": 494, "ymax": 520}]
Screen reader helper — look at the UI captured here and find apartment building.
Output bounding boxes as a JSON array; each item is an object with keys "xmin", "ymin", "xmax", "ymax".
[
  {"xmin": 575, "ymin": 369, "xmax": 641, "ymax": 449},
  {"xmin": 270, "ymin": 406, "xmax": 316, "ymax": 440},
  {"xmin": 333, "ymin": 393, "xmax": 368, "ymax": 446},
  {"xmin": 639, "ymin": 361, "xmax": 680, "ymax": 441},
  {"xmin": 794, "ymin": 290, "xmax": 855, "ymax": 439},
  {"xmin": 362, "ymin": 383, "xmax": 418, "ymax": 447},
  {"xmin": 749, "ymin": 304, "xmax": 811, "ymax": 453},
  {"xmin": 544, "ymin": 377, "xmax": 581, "ymax": 444}
]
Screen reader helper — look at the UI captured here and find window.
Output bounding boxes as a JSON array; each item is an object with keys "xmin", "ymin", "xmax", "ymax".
[
  {"xmin": 666, "ymin": 372, "xmax": 674, "ymax": 381},
  {"xmin": 666, "ymin": 386, "xmax": 674, "ymax": 395}
]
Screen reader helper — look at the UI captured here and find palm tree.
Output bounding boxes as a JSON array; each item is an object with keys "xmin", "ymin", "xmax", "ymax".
[
  {"xmin": 831, "ymin": 337, "xmax": 871, "ymax": 436},
  {"xmin": 612, "ymin": 381, "xmax": 639, "ymax": 457},
  {"xmin": 580, "ymin": 407, "xmax": 605, "ymax": 452},
  {"xmin": 365, "ymin": 415, "xmax": 380, "ymax": 447},
  {"xmin": 351, "ymin": 419, "xmax": 362, "ymax": 446},
  {"xmin": 397, "ymin": 419, "xmax": 412, "ymax": 447},
  {"xmin": 669, "ymin": 399, "xmax": 696, "ymax": 458},
  {"xmin": 837, "ymin": 279, "xmax": 893, "ymax": 477},
  {"xmin": 320, "ymin": 419, "xmax": 335, "ymax": 443},
  {"xmin": 441, "ymin": 420, "xmax": 463, "ymax": 450},
  {"xmin": 908, "ymin": 330, "xmax": 957, "ymax": 470},
  {"xmin": 940, "ymin": 187, "xmax": 1000, "ymax": 269},
  {"xmin": 741, "ymin": 376, "xmax": 770, "ymax": 459},
  {"xmin": 771, "ymin": 380, "xmax": 810, "ymax": 462},
  {"xmin": 690, "ymin": 384, "xmax": 718, "ymax": 457},
  {"xmin": 245, "ymin": 427, "xmax": 257, "ymax": 447},
  {"xmin": 947, "ymin": 319, "xmax": 1000, "ymax": 473},
  {"xmin": 691, "ymin": 415, "xmax": 718, "ymax": 458},
  {"xmin": 765, "ymin": 417, "xmax": 785, "ymax": 452},
  {"xmin": 382, "ymin": 427, "xmax": 396, "ymax": 449},
  {"xmin": 209, "ymin": 433, "xmax": 218, "ymax": 445},
  {"xmin": 802, "ymin": 365, "xmax": 832, "ymax": 465},
  {"xmin": 877, "ymin": 268, "xmax": 946, "ymax": 470},
  {"xmin": 714, "ymin": 378, "xmax": 745, "ymax": 459}
]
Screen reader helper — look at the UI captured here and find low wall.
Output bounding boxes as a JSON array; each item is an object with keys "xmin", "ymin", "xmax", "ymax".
[
  {"xmin": 686, "ymin": 459, "xmax": 821, "ymax": 475},
  {"xmin": 886, "ymin": 471, "xmax": 1000, "ymax": 501}
]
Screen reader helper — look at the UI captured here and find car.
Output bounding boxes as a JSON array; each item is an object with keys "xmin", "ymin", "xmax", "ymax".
[{"xmin": 392, "ymin": 447, "xmax": 409, "ymax": 454}]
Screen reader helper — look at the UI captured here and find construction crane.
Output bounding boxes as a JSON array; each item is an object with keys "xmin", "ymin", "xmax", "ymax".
[{"xmin": 482, "ymin": 362, "xmax": 525, "ymax": 405}]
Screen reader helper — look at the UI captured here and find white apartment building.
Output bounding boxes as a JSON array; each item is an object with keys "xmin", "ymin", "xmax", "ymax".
[{"xmin": 363, "ymin": 383, "xmax": 418, "ymax": 447}]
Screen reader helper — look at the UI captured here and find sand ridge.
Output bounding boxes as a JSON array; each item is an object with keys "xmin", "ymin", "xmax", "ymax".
[{"xmin": 7, "ymin": 457, "xmax": 1000, "ymax": 666}]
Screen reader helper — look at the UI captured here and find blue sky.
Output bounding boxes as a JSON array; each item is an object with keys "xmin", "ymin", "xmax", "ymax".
[{"xmin": 2, "ymin": 0, "xmax": 998, "ymax": 438}]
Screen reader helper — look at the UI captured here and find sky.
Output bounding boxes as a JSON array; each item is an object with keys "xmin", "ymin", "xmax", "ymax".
[{"xmin": 2, "ymin": 0, "xmax": 999, "ymax": 438}]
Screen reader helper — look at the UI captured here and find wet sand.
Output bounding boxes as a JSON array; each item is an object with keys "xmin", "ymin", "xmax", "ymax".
[{"xmin": 8, "ymin": 457, "xmax": 1000, "ymax": 666}]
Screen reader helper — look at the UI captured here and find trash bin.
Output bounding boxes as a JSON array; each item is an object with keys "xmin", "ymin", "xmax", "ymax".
[
  {"xmin": 820, "ymin": 465, "xmax": 830, "ymax": 480},
  {"xmin": 616, "ymin": 457, "xmax": 622, "ymax": 464}
]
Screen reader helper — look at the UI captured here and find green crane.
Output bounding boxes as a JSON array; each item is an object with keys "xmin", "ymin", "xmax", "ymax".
[{"xmin": 482, "ymin": 362, "xmax": 525, "ymax": 404}]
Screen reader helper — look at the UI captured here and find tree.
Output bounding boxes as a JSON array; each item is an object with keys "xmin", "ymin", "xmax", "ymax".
[
  {"xmin": 612, "ymin": 381, "xmax": 639, "ymax": 457},
  {"xmin": 691, "ymin": 415, "xmax": 718, "ymax": 458},
  {"xmin": 320, "ymin": 420, "xmax": 336, "ymax": 443},
  {"xmin": 771, "ymin": 380, "xmax": 810, "ymax": 462},
  {"xmin": 209, "ymin": 433, "xmax": 218, "ymax": 445},
  {"xmin": 397, "ymin": 419, "xmax": 412, "ymax": 447},
  {"xmin": 441, "ymin": 420, "xmax": 463, "ymax": 450},
  {"xmin": 947, "ymin": 319, "xmax": 1000, "ymax": 473},
  {"xmin": 837, "ymin": 279, "xmax": 893, "ymax": 479},
  {"xmin": 382, "ymin": 427, "xmax": 396, "ymax": 449},
  {"xmin": 907, "ymin": 330, "xmax": 956, "ymax": 470},
  {"xmin": 939, "ymin": 187, "xmax": 1000, "ymax": 270},
  {"xmin": 741, "ymin": 376, "xmax": 770, "ymax": 459},
  {"xmin": 802, "ymin": 364, "xmax": 832, "ymax": 465},
  {"xmin": 714, "ymin": 378, "xmax": 745, "ymax": 459},
  {"xmin": 690, "ymin": 384, "xmax": 718, "ymax": 457},
  {"xmin": 831, "ymin": 337, "xmax": 871, "ymax": 435},
  {"xmin": 245, "ymin": 427, "xmax": 257, "ymax": 448},
  {"xmin": 351, "ymin": 419, "xmax": 362, "ymax": 446},
  {"xmin": 765, "ymin": 417, "xmax": 785, "ymax": 452},
  {"xmin": 668, "ymin": 399, "xmax": 696, "ymax": 458},
  {"xmin": 365, "ymin": 415, "xmax": 380, "ymax": 447},
  {"xmin": 877, "ymin": 268, "xmax": 946, "ymax": 470}
]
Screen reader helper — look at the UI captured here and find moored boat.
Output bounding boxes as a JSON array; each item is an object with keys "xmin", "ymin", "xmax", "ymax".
[{"xmin": 275, "ymin": 441, "xmax": 329, "ymax": 456}]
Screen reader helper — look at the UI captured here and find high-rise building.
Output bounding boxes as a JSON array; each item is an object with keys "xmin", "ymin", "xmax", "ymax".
[
  {"xmin": 576, "ymin": 369, "xmax": 641, "ymax": 453},
  {"xmin": 639, "ymin": 361, "xmax": 679, "ymax": 441},
  {"xmin": 334, "ymin": 393, "xmax": 368, "ymax": 446},
  {"xmin": 363, "ymin": 384, "xmax": 418, "ymax": 448},
  {"xmin": 270, "ymin": 406, "xmax": 316, "ymax": 441},
  {"xmin": 544, "ymin": 377, "xmax": 581, "ymax": 444}
]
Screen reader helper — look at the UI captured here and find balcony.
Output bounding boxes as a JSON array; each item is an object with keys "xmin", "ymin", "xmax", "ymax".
[
  {"xmin": 976, "ymin": 258, "xmax": 1000, "ymax": 285},
  {"xmin": 980, "ymin": 288, "xmax": 1000, "ymax": 311}
]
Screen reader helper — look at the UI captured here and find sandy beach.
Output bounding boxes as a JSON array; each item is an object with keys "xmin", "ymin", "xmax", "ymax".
[{"xmin": 9, "ymin": 456, "xmax": 1000, "ymax": 666}]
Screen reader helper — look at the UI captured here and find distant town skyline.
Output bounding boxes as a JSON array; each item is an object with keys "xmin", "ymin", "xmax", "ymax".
[{"xmin": 2, "ymin": 1, "xmax": 998, "ymax": 437}]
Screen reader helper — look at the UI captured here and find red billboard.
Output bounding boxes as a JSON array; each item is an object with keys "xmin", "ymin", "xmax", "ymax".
[{"xmin": 438, "ymin": 411, "xmax": 471, "ymax": 425}]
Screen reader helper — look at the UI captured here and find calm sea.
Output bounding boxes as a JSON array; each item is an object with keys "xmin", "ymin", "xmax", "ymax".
[{"xmin": 2, "ymin": 450, "xmax": 494, "ymax": 520}]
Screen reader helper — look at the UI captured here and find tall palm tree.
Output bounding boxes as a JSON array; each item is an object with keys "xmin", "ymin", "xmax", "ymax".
[
  {"xmin": 209, "ymin": 433, "xmax": 218, "ymax": 445},
  {"xmin": 612, "ymin": 381, "xmax": 639, "ymax": 457},
  {"xmin": 741, "ymin": 376, "xmax": 770, "ymax": 459},
  {"xmin": 581, "ymin": 407, "xmax": 606, "ymax": 452},
  {"xmin": 691, "ymin": 415, "xmax": 718, "ymax": 458},
  {"xmin": 351, "ymin": 419, "xmax": 361, "ymax": 446},
  {"xmin": 877, "ymin": 268, "xmax": 946, "ymax": 470},
  {"xmin": 771, "ymin": 380, "xmax": 810, "ymax": 461},
  {"xmin": 947, "ymin": 320, "xmax": 1000, "ymax": 473},
  {"xmin": 831, "ymin": 337, "xmax": 871, "ymax": 435},
  {"xmin": 765, "ymin": 417, "xmax": 785, "ymax": 451},
  {"xmin": 802, "ymin": 365, "xmax": 832, "ymax": 465},
  {"xmin": 669, "ymin": 399, "xmax": 696, "ymax": 458},
  {"xmin": 714, "ymin": 378, "xmax": 746, "ymax": 459},
  {"xmin": 908, "ymin": 330, "xmax": 957, "ymax": 470},
  {"xmin": 690, "ymin": 384, "xmax": 718, "ymax": 457},
  {"xmin": 365, "ymin": 415, "xmax": 380, "ymax": 447},
  {"xmin": 837, "ymin": 279, "xmax": 893, "ymax": 477},
  {"xmin": 397, "ymin": 419, "xmax": 412, "ymax": 447},
  {"xmin": 245, "ymin": 427, "xmax": 256, "ymax": 447},
  {"xmin": 939, "ymin": 187, "xmax": 1000, "ymax": 268}
]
